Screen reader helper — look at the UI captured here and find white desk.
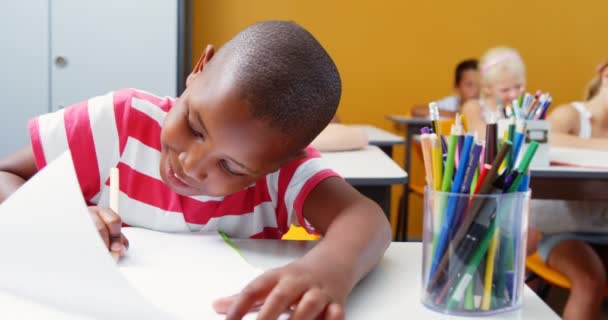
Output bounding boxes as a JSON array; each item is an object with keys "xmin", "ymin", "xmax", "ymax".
[
  {"xmin": 322, "ymin": 145, "xmax": 407, "ymax": 186},
  {"xmin": 322, "ymin": 146, "xmax": 408, "ymax": 224},
  {"xmin": 233, "ymin": 240, "xmax": 560, "ymax": 320},
  {"xmin": 530, "ymin": 147, "xmax": 608, "ymax": 201},
  {"xmin": 0, "ymin": 239, "xmax": 559, "ymax": 319}
]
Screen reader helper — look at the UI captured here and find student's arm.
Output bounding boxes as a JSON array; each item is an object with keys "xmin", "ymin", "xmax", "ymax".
[
  {"xmin": 548, "ymin": 104, "xmax": 608, "ymax": 150},
  {"xmin": 0, "ymin": 145, "xmax": 128, "ymax": 256},
  {"xmin": 218, "ymin": 178, "xmax": 391, "ymax": 320},
  {"xmin": 461, "ymin": 100, "xmax": 486, "ymax": 139},
  {"xmin": 310, "ymin": 124, "xmax": 369, "ymax": 152},
  {"xmin": 526, "ymin": 227, "xmax": 541, "ymax": 256},
  {"xmin": 0, "ymin": 146, "xmax": 38, "ymax": 203}
]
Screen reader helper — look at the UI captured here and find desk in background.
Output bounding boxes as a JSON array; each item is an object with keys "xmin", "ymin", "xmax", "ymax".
[
  {"xmin": 530, "ymin": 166, "xmax": 608, "ymax": 201},
  {"xmin": 322, "ymin": 146, "xmax": 407, "ymax": 233},
  {"xmin": 234, "ymin": 239, "xmax": 560, "ymax": 319}
]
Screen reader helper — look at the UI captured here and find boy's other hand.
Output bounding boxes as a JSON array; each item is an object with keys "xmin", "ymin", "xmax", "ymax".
[
  {"xmin": 213, "ymin": 261, "xmax": 346, "ymax": 320},
  {"xmin": 88, "ymin": 206, "xmax": 129, "ymax": 257}
]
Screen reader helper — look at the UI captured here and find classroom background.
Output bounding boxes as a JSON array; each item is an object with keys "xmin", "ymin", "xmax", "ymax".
[{"xmin": 191, "ymin": 0, "xmax": 608, "ymax": 239}]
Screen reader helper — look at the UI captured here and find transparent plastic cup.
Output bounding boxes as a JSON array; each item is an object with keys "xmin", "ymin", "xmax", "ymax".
[{"xmin": 421, "ymin": 187, "xmax": 530, "ymax": 316}]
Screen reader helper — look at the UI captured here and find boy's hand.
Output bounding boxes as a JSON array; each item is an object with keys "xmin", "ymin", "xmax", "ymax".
[
  {"xmin": 88, "ymin": 206, "xmax": 129, "ymax": 257},
  {"xmin": 213, "ymin": 261, "xmax": 347, "ymax": 320}
]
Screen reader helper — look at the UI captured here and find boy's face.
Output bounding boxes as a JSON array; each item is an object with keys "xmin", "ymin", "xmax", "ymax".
[
  {"xmin": 159, "ymin": 53, "xmax": 298, "ymax": 197},
  {"xmin": 455, "ymin": 69, "xmax": 480, "ymax": 102},
  {"xmin": 484, "ymin": 70, "xmax": 525, "ymax": 106}
]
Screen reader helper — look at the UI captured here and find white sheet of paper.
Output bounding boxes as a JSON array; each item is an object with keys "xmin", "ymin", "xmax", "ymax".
[
  {"xmin": 119, "ymin": 227, "xmax": 262, "ymax": 319},
  {"xmin": 0, "ymin": 152, "xmax": 175, "ymax": 319}
]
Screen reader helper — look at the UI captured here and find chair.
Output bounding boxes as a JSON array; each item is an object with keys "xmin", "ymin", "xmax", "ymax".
[{"xmin": 525, "ymin": 251, "xmax": 608, "ymax": 299}]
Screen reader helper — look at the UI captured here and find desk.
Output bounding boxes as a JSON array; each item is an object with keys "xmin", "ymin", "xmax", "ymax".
[
  {"xmin": 322, "ymin": 146, "xmax": 408, "ymax": 224},
  {"xmin": 351, "ymin": 124, "xmax": 404, "ymax": 157},
  {"xmin": 386, "ymin": 115, "xmax": 435, "ymax": 241},
  {"xmin": 530, "ymin": 147, "xmax": 608, "ymax": 201},
  {"xmin": 530, "ymin": 167, "xmax": 608, "ymax": 201},
  {"xmin": 1, "ymin": 239, "xmax": 559, "ymax": 319},
  {"xmin": 234, "ymin": 240, "xmax": 560, "ymax": 319}
]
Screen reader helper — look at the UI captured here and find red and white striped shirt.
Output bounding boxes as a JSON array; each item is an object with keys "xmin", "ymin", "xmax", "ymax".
[{"xmin": 28, "ymin": 89, "xmax": 338, "ymax": 239}]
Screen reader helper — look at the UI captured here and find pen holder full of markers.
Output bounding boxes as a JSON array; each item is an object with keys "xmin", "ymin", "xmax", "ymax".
[
  {"xmin": 421, "ymin": 188, "xmax": 530, "ymax": 315},
  {"xmin": 418, "ymin": 108, "xmax": 539, "ymax": 315}
]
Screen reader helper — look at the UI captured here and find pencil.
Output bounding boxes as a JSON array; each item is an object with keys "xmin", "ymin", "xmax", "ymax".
[{"xmin": 109, "ymin": 167, "xmax": 120, "ymax": 263}]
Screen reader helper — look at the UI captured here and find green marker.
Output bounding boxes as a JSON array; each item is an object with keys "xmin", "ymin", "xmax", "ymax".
[
  {"xmin": 507, "ymin": 141, "xmax": 539, "ymax": 193},
  {"xmin": 218, "ymin": 230, "xmax": 242, "ymax": 257},
  {"xmin": 431, "ymin": 133, "xmax": 459, "ymax": 258},
  {"xmin": 441, "ymin": 134, "xmax": 459, "ymax": 193},
  {"xmin": 506, "ymin": 123, "xmax": 515, "ymax": 171}
]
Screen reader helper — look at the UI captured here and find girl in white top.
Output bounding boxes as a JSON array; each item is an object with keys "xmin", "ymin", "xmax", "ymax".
[
  {"xmin": 529, "ymin": 61, "xmax": 608, "ymax": 320},
  {"xmin": 462, "ymin": 47, "xmax": 526, "ymax": 138},
  {"xmin": 549, "ymin": 61, "xmax": 608, "ymax": 149}
]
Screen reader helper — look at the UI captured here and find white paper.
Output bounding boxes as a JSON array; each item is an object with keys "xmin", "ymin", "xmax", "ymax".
[
  {"xmin": 119, "ymin": 228, "xmax": 262, "ymax": 319},
  {"xmin": 0, "ymin": 152, "xmax": 175, "ymax": 319},
  {"xmin": 549, "ymin": 147, "xmax": 608, "ymax": 169}
]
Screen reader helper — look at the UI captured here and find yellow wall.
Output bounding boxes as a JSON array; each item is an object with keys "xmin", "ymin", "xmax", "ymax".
[{"xmin": 192, "ymin": 0, "xmax": 608, "ymax": 237}]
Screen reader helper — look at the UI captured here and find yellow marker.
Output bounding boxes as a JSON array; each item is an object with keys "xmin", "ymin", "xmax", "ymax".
[
  {"xmin": 481, "ymin": 228, "xmax": 500, "ymax": 310},
  {"xmin": 460, "ymin": 114, "xmax": 468, "ymax": 133},
  {"xmin": 431, "ymin": 134, "xmax": 443, "ymax": 191}
]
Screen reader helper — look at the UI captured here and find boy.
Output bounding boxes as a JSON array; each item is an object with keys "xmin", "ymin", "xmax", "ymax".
[
  {"xmin": 0, "ymin": 21, "xmax": 391, "ymax": 320},
  {"xmin": 411, "ymin": 58, "xmax": 480, "ymax": 117}
]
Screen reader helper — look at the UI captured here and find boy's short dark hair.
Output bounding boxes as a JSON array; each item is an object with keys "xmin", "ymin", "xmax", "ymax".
[
  {"xmin": 454, "ymin": 59, "xmax": 478, "ymax": 86},
  {"xmin": 216, "ymin": 21, "xmax": 342, "ymax": 149}
]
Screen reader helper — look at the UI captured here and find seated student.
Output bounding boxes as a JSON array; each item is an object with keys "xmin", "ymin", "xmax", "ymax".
[
  {"xmin": 411, "ymin": 58, "xmax": 480, "ymax": 117},
  {"xmin": 548, "ymin": 60, "xmax": 608, "ymax": 150},
  {"xmin": 461, "ymin": 47, "xmax": 526, "ymax": 138},
  {"xmin": 528, "ymin": 62, "xmax": 608, "ymax": 320},
  {"xmin": 0, "ymin": 21, "xmax": 391, "ymax": 320}
]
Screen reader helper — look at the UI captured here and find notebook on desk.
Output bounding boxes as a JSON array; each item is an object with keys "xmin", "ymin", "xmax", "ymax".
[
  {"xmin": 0, "ymin": 151, "xmax": 263, "ymax": 319},
  {"xmin": 549, "ymin": 147, "xmax": 608, "ymax": 169}
]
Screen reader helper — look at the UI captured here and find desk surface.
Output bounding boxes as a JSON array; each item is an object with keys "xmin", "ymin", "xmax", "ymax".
[
  {"xmin": 532, "ymin": 147, "xmax": 608, "ymax": 178},
  {"xmin": 234, "ymin": 240, "xmax": 559, "ymax": 320},
  {"xmin": 351, "ymin": 124, "xmax": 404, "ymax": 146},
  {"xmin": 321, "ymin": 145, "xmax": 408, "ymax": 185}
]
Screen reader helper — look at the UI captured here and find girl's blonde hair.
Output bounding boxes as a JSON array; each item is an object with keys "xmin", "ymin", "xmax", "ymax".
[
  {"xmin": 479, "ymin": 46, "xmax": 526, "ymax": 85},
  {"xmin": 585, "ymin": 61, "xmax": 607, "ymax": 101}
]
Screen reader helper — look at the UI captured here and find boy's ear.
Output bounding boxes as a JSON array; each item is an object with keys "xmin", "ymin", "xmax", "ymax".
[{"xmin": 186, "ymin": 45, "xmax": 215, "ymax": 88}]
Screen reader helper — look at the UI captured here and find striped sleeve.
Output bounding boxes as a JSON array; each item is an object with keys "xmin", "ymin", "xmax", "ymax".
[
  {"xmin": 275, "ymin": 147, "xmax": 340, "ymax": 234},
  {"xmin": 28, "ymin": 91, "xmax": 124, "ymax": 203}
]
